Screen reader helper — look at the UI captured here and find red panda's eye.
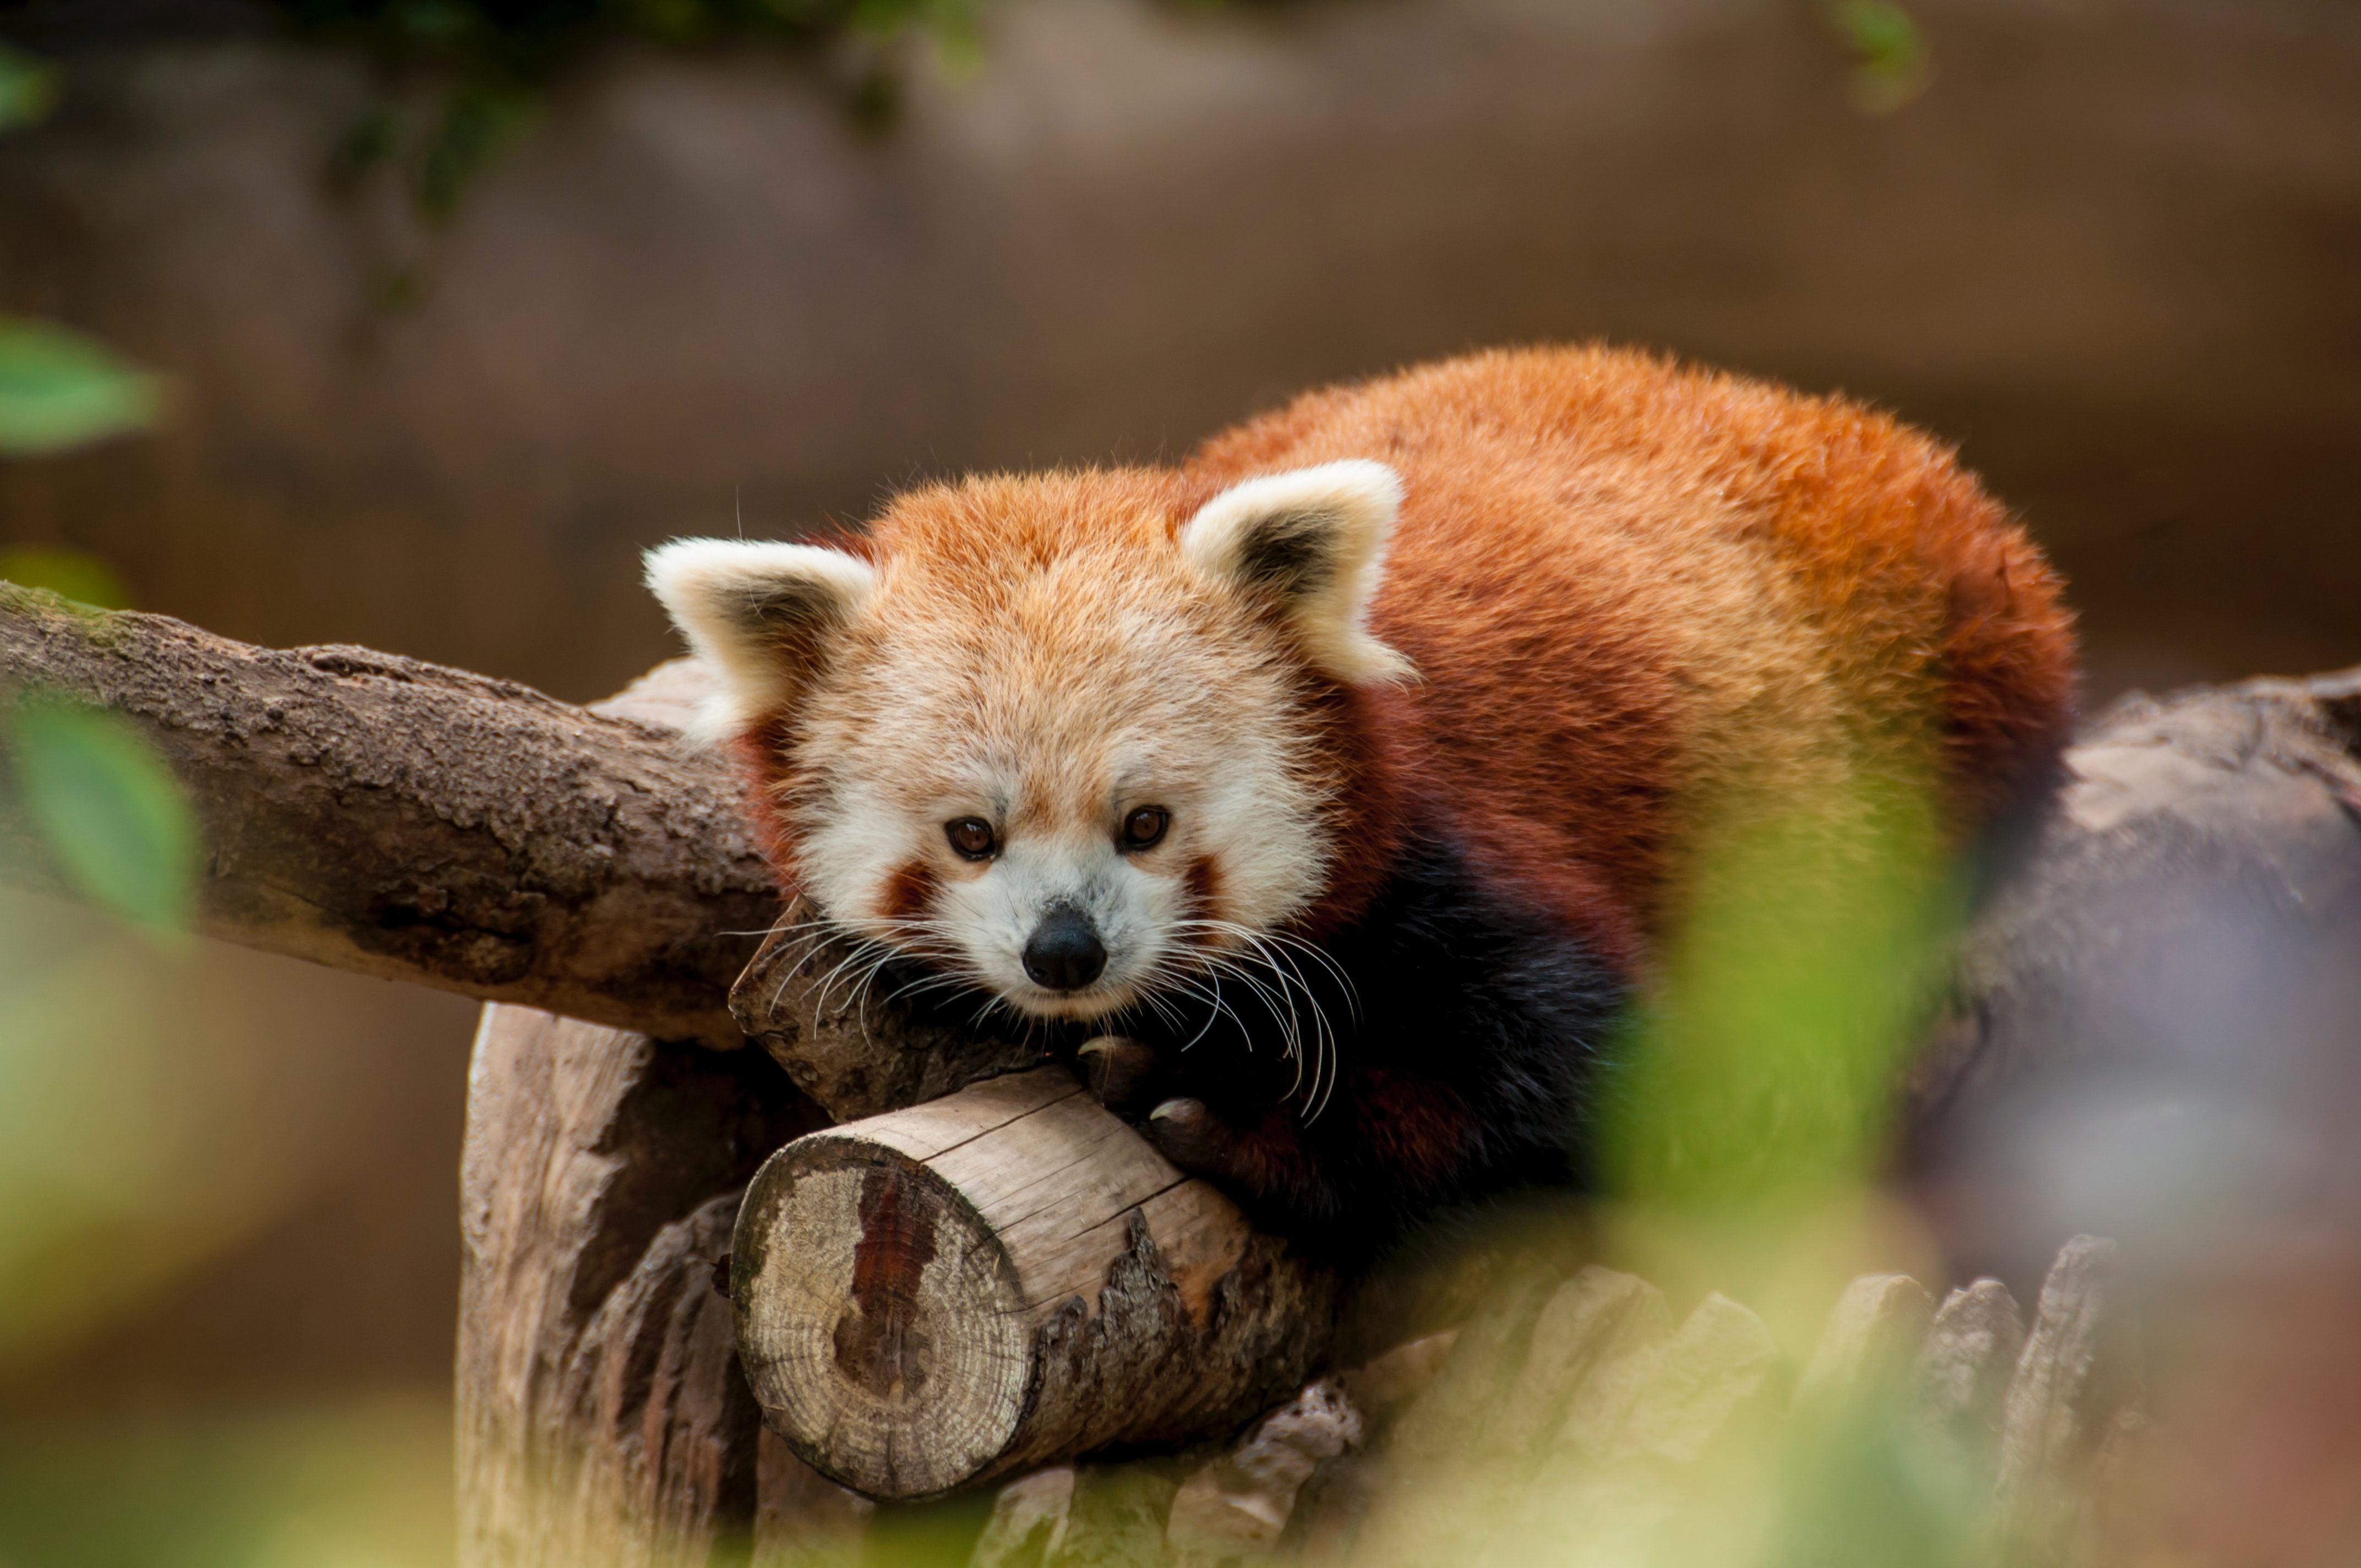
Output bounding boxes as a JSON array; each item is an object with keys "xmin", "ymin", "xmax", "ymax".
[
  {"xmin": 1120, "ymin": 807, "xmax": 1169, "ymax": 851},
  {"xmin": 946, "ymin": 818, "xmax": 998, "ymax": 861}
]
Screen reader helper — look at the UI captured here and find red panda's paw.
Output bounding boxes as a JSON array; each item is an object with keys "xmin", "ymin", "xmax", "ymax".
[
  {"xmin": 1074, "ymin": 1035, "xmax": 1165, "ymax": 1114},
  {"xmin": 1146, "ymin": 1099, "xmax": 1330, "ymax": 1226},
  {"xmin": 1145, "ymin": 1097, "xmax": 1242, "ymax": 1181}
]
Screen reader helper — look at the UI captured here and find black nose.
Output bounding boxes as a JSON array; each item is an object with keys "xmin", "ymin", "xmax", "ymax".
[{"xmin": 1022, "ymin": 906, "xmax": 1107, "ymax": 992}]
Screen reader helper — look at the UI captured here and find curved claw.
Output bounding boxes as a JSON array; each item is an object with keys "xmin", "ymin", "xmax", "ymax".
[
  {"xmin": 1146, "ymin": 1096, "xmax": 1237, "ymax": 1179},
  {"xmin": 1075, "ymin": 1034, "xmax": 1161, "ymax": 1112}
]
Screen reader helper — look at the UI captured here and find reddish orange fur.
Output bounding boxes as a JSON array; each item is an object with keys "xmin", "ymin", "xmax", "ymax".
[
  {"xmin": 682, "ymin": 344, "xmax": 2079, "ymax": 1246},
  {"xmin": 736, "ymin": 344, "xmax": 2075, "ymax": 986},
  {"xmin": 1181, "ymin": 344, "xmax": 2077, "ymax": 965}
]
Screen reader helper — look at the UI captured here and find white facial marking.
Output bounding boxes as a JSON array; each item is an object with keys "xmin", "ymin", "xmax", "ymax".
[
  {"xmin": 650, "ymin": 466, "xmax": 1405, "ymax": 1024},
  {"xmin": 786, "ymin": 592, "xmax": 1332, "ymax": 1020}
]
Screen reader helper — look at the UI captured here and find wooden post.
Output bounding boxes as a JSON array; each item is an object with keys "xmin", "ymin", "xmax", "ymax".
[
  {"xmin": 455, "ymin": 1004, "xmax": 825, "ymax": 1565},
  {"xmin": 731, "ymin": 1067, "xmax": 1337, "ymax": 1500}
]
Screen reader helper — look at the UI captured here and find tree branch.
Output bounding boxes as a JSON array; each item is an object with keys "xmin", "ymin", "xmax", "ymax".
[{"xmin": 0, "ymin": 584, "xmax": 776, "ymax": 1045}]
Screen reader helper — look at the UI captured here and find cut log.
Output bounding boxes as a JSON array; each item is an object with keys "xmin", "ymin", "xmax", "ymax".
[
  {"xmin": 0, "ymin": 588, "xmax": 774, "ymax": 1044},
  {"xmin": 731, "ymin": 1066, "xmax": 1336, "ymax": 1500}
]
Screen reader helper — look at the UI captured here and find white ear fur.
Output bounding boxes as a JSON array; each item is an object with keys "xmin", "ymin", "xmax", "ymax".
[
  {"xmin": 1179, "ymin": 459, "xmax": 1415, "ymax": 684},
  {"xmin": 643, "ymin": 538, "xmax": 875, "ymax": 744}
]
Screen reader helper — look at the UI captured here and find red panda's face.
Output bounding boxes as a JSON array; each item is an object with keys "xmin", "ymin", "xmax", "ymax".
[{"xmin": 648, "ymin": 461, "xmax": 1409, "ymax": 1023}]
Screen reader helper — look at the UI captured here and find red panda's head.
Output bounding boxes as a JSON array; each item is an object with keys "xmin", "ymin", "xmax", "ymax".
[{"xmin": 646, "ymin": 461, "xmax": 1412, "ymax": 1023}]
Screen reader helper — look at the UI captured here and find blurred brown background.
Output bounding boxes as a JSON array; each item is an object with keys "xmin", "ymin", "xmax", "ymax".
[{"xmin": 0, "ymin": 0, "xmax": 2354, "ymax": 1495}]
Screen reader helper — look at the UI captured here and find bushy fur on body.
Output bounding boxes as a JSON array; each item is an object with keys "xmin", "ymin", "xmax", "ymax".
[{"xmin": 648, "ymin": 345, "xmax": 2077, "ymax": 1260}]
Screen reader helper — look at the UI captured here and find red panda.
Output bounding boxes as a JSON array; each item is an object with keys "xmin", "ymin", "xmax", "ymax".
[{"xmin": 647, "ymin": 344, "xmax": 2077, "ymax": 1257}]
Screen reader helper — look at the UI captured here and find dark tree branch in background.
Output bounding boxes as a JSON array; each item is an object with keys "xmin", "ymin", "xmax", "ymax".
[{"xmin": 0, "ymin": 584, "xmax": 777, "ymax": 1046}]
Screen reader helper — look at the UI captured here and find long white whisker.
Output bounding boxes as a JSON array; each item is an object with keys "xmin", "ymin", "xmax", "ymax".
[
  {"xmin": 1182, "ymin": 952, "xmax": 1296, "ymax": 1055},
  {"xmin": 1166, "ymin": 972, "xmax": 1226, "ymax": 1052},
  {"xmin": 1265, "ymin": 938, "xmax": 1339, "ymax": 1123},
  {"xmin": 809, "ymin": 939, "xmax": 886, "ymax": 1019},
  {"xmin": 1169, "ymin": 918, "xmax": 1359, "ymax": 1026},
  {"xmin": 846, "ymin": 946, "xmax": 910, "ymax": 1045},
  {"xmin": 1218, "ymin": 928, "xmax": 1342, "ymax": 1122}
]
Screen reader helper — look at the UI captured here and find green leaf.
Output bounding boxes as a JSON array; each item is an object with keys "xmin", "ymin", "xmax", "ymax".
[
  {"xmin": 3, "ymin": 701, "xmax": 197, "ymax": 938},
  {"xmin": 0, "ymin": 42, "xmax": 61, "ymax": 134},
  {"xmin": 0, "ymin": 318, "xmax": 165, "ymax": 456}
]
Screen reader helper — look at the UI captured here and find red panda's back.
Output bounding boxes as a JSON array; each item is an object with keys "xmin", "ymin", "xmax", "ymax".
[{"xmin": 1183, "ymin": 344, "xmax": 2077, "ymax": 956}]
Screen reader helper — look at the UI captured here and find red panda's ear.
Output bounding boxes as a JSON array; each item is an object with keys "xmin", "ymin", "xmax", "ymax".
[
  {"xmin": 1179, "ymin": 460, "xmax": 1416, "ymax": 685},
  {"xmin": 643, "ymin": 538, "xmax": 875, "ymax": 743}
]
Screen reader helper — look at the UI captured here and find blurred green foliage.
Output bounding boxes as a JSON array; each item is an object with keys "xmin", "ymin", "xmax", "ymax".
[
  {"xmin": 1589, "ymin": 753, "xmax": 1963, "ymax": 1366},
  {"xmin": 1602, "ymin": 783, "xmax": 1959, "ymax": 1212},
  {"xmin": 277, "ymin": 0, "xmax": 981, "ymax": 71},
  {"xmin": 0, "ymin": 317, "xmax": 165, "ymax": 457},
  {"xmin": 0, "ymin": 548, "xmax": 131, "ymax": 611},
  {"xmin": 0, "ymin": 316, "xmax": 184, "ymax": 959},
  {"xmin": 1826, "ymin": 1, "xmax": 1930, "ymax": 113},
  {"xmin": 0, "ymin": 39, "xmax": 60, "ymax": 132},
  {"xmin": 0, "ymin": 696, "xmax": 198, "ymax": 940},
  {"xmin": 0, "ymin": 895, "xmax": 249, "ymax": 1374},
  {"xmin": 0, "ymin": 1398, "xmax": 454, "ymax": 1568},
  {"xmin": 1764, "ymin": 1383, "xmax": 1981, "ymax": 1568},
  {"xmin": 866, "ymin": 1490, "xmax": 1003, "ymax": 1568},
  {"xmin": 287, "ymin": 0, "xmax": 983, "ymax": 221},
  {"xmin": 0, "ymin": 51, "xmax": 169, "ymax": 456}
]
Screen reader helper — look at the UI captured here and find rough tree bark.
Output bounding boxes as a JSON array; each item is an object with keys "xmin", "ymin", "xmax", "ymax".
[
  {"xmin": 0, "ymin": 586, "xmax": 1057, "ymax": 1101},
  {"xmin": 0, "ymin": 586, "xmax": 774, "ymax": 1044}
]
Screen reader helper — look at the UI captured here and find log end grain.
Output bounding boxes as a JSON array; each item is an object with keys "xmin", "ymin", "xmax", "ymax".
[
  {"xmin": 736, "ymin": 1134, "xmax": 1036, "ymax": 1499},
  {"xmin": 733, "ymin": 1068, "xmax": 1335, "ymax": 1501}
]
